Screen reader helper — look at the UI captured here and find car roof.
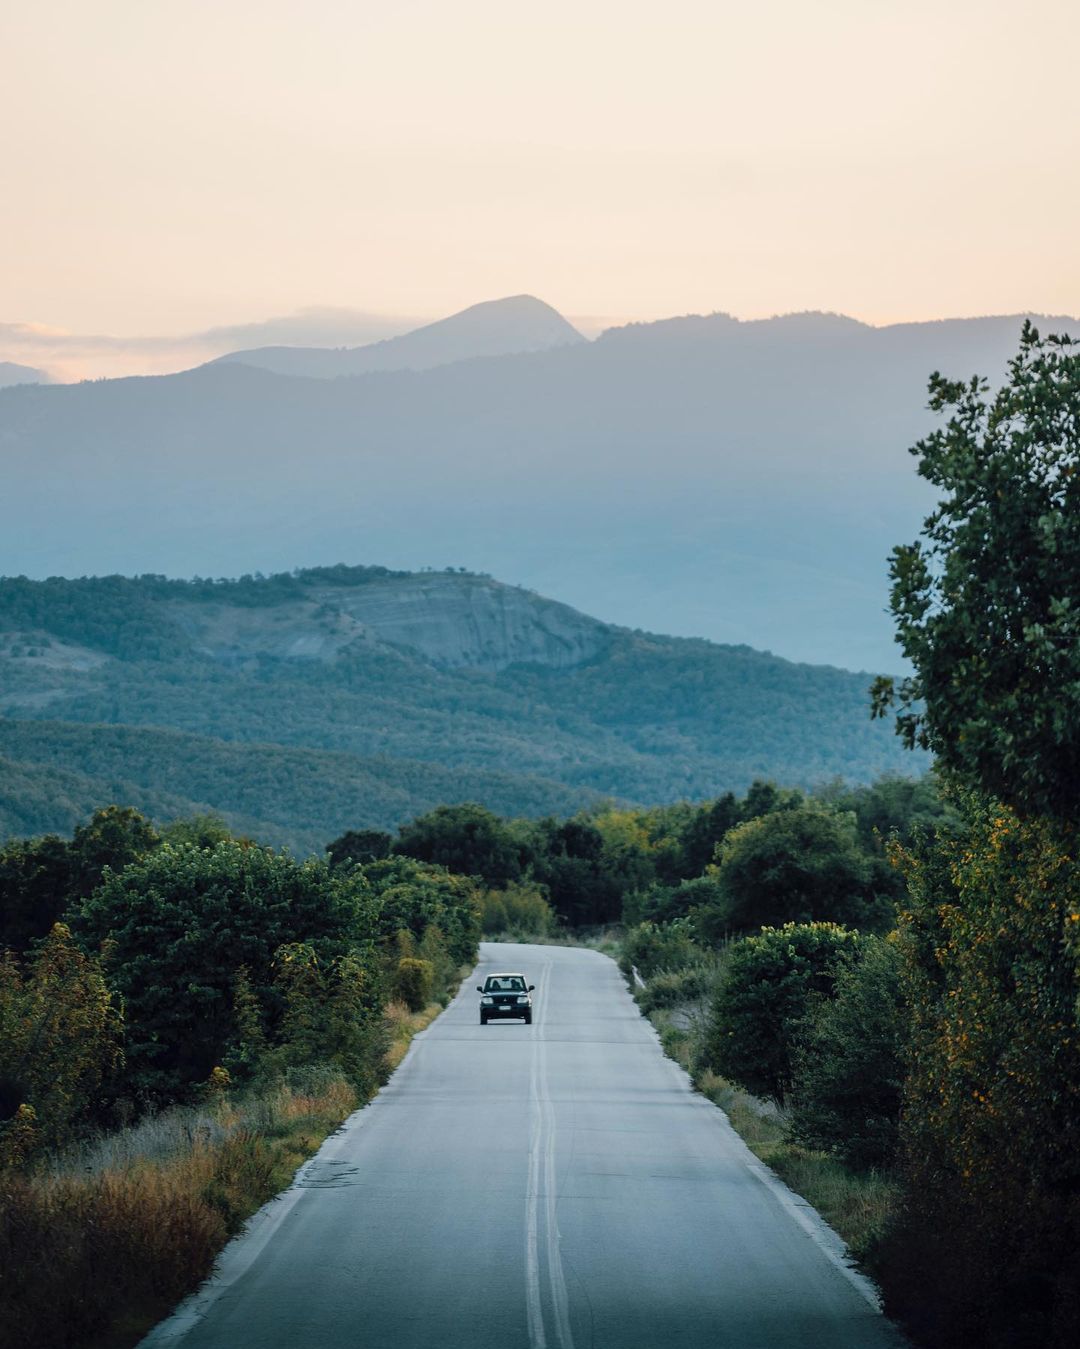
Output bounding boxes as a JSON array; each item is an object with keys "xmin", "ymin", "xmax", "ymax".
[{"xmin": 487, "ymin": 972, "xmax": 526, "ymax": 978}]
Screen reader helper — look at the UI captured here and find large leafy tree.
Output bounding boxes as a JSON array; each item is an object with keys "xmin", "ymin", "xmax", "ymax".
[
  {"xmin": 714, "ymin": 805, "xmax": 880, "ymax": 931},
  {"xmin": 868, "ymin": 324, "xmax": 1080, "ymax": 1346},
  {"xmin": 74, "ymin": 842, "xmax": 376, "ymax": 1098},
  {"xmin": 362, "ymin": 855, "xmax": 481, "ymax": 967},
  {"xmin": 0, "ymin": 806, "xmax": 160, "ymax": 952},
  {"xmin": 396, "ymin": 803, "xmax": 530, "ymax": 887},
  {"xmin": 702, "ymin": 922, "xmax": 860, "ymax": 1104},
  {"xmin": 872, "ymin": 323, "xmax": 1080, "ymax": 823}
]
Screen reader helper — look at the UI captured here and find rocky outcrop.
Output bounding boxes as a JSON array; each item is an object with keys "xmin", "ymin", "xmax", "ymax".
[
  {"xmin": 315, "ymin": 574, "xmax": 610, "ymax": 670},
  {"xmin": 169, "ymin": 573, "xmax": 610, "ymax": 672}
]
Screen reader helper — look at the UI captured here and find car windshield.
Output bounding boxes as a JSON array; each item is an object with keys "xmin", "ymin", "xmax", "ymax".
[{"xmin": 485, "ymin": 976, "xmax": 525, "ymax": 992}]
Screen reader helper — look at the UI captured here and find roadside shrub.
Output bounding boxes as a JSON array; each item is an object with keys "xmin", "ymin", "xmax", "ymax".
[
  {"xmin": 701, "ymin": 922, "xmax": 859, "ymax": 1104},
  {"xmin": 637, "ymin": 963, "xmax": 720, "ymax": 1013},
  {"xmin": 268, "ymin": 943, "xmax": 387, "ymax": 1099},
  {"xmin": 74, "ymin": 842, "xmax": 378, "ymax": 1100},
  {"xmin": 479, "ymin": 883, "xmax": 555, "ymax": 936},
  {"xmin": 622, "ymin": 920, "xmax": 699, "ymax": 979},
  {"xmin": 394, "ymin": 957, "xmax": 434, "ymax": 1012},
  {"xmin": 788, "ymin": 933, "xmax": 905, "ymax": 1171},
  {"xmin": 364, "ymin": 857, "xmax": 482, "ymax": 968}
]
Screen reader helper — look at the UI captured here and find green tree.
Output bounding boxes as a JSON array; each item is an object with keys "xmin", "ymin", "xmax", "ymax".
[
  {"xmin": 326, "ymin": 828, "xmax": 393, "ymax": 869},
  {"xmin": 676, "ymin": 793, "xmax": 741, "ymax": 877},
  {"xmin": 872, "ymin": 323, "xmax": 1080, "ymax": 823},
  {"xmin": 788, "ymin": 933, "xmax": 905, "ymax": 1171},
  {"xmin": 159, "ymin": 813, "xmax": 234, "ymax": 850},
  {"xmin": 879, "ymin": 804, "xmax": 1080, "ymax": 1347},
  {"xmin": 68, "ymin": 805, "xmax": 159, "ymax": 897},
  {"xmin": 0, "ymin": 924, "xmax": 123, "ymax": 1155},
  {"xmin": 74, "ymin": 842, "xmax": 375, "ymax": 1098},
  {"xmin": 396, "ymin": 803, "xmax": 529, "ymax": 887},
  {"xmin": 0, "ymin": 834, "xmax": 75, "ymax": 952},
  {"xmin": 715, "ymin": 806, "xmax": 879, "ymax": 932},
  {"xmin": 701, "ymin": 922, "xmax": 859, "ymax": 1104},
  {"xmin": 363, "ymin": 856, "xmax": 481, "ymax": 968},
  {"xmin": 529, "ymin": 817, "xmax": 624, "ymax": 927}
]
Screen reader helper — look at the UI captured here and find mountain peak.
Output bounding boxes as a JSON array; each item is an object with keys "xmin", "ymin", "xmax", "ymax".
[{"xmin": 210, "ymin": 295, "xmax": 583, "ymax": 380}]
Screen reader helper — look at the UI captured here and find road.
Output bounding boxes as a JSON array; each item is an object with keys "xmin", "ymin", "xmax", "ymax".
[{"xmin": 143, "ymin": 941, "xmax": 905, "ymax": 1349}]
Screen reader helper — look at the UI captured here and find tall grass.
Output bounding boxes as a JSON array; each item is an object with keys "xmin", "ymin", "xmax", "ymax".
[
  {"xmin": 1, "ymin": 1077, "xmax": 357, "ymax": 1349},
  {"xmin": 1, "ymin": 999, "xmax": 440, "ymax": 1349}
]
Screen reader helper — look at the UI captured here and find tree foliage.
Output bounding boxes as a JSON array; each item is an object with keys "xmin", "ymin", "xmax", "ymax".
[
  {"xmin": 872, "ymin": 323, "xmax": 1080, "ymax": 822},
  {"xmin": 395, "ymin": 803, "xmax": 529, "ymax": 887},
  {"xmin": 702, "ymin": 922, "xmax": 860, "ymax": 1104},
  {"xmin": 714, "ymin": 806, "xmax": 881, "ymax": 932},
  {"xmin": 0, "ymin": 924, "xmax": 122, "ymax": 1157},
  {"xmin": 788, "ymin": 933, "xmax": 905, "ymax": 1171},
  {"xmin": 361, "ymin": 855, "xmax": 481, "ymax": 968},
  {"xmin": 74, "ymin": 842, "xmax": 376, "ymax": 1098},
  {"xmin": 0, "ymin": 806, "xmax": 160, "ymax": 952},
  {"xmin": 880, "ymin": 804, "xmax": 1080, "ymax": 1346}
]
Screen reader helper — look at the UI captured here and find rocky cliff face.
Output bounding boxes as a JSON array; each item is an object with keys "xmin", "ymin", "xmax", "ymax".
[
  {"xmin": 315, "ymin": 573, "xmax": 610, "ymax": 670},
  {"xmin": 167, "ymin": 573, "xmax": 610, "ymax": 672}
]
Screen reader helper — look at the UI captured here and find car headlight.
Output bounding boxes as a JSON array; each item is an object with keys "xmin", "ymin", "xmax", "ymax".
[
  {"xmin": 516, "ymin": 995, "xmax": 530, "ymax": 1004},
  {"xmin": 481, "ymin": 996, "xmax": 494, "ymax": 1005}
]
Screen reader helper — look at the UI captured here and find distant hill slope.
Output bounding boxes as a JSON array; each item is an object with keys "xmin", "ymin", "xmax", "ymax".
[
  {"xmin": 3, "ymin": 307, "xmax": 1077, "ymax": 669},
  {"xmin": 0, "ymin": 723, "xmax": 602, "ymax": 854},
  {"xmin": 0, "ymin": 360, "xmax": 49, "ymax": 388},
  {"xmin": 209, "ymin": 295, "xmax": 584, "ymax": 378},
  {"xmin": 0, "ymin": 567, "xmax": 925, "ymax": 847}
]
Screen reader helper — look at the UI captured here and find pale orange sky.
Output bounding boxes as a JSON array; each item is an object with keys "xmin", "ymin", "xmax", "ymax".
[{"xmin": 3, "ymin": 0, "xmax": 1079, "ymax": 347}]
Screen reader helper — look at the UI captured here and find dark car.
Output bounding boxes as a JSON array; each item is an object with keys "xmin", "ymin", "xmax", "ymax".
[{"xmin": 477, "ymin": 972, "xmax": 535, "ymax": 1024}]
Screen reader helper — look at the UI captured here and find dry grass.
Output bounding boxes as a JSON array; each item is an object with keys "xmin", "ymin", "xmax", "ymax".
[
  {"xmin": 382, "ymin": 998, "xmax": 446, "ymax": 1072},
  {"xmin": 0, "ymin": 1078, "xmax": 359, "ymax": 1349}
]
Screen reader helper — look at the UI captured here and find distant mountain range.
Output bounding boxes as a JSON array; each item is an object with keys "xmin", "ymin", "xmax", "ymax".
[
  {"xmin": 2, "ymin": 299, "xmax": 1077, "ymax": 669},
  {"xmin": 210, "ymin": 295, "xmax": 584, "ymax": 378},
  {"xmin": 0, "ymin": 567, "xmax": 925, "ymax": 852}
]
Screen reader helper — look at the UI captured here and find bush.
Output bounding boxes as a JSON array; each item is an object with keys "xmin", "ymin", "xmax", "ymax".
[
  {"xmin": 637, "ymin": 963, "xmax": 720, "ymax": 1013},
  {"xmin": 0, "ymin": 924, "xmax": 122, "ymax": 1156},
  {"xmin": 74, "ymin": 842, "xmax": 378, "ymax": 1099},
  {"xmin": 394, "ymin": 957, "xmax": 434, "ymax": 1012},
  {"xmin": 363, "ymin": 857, "xmax": 481, "ymax": 969},
  {"xmin": 478, "ymin": 883, "xmax": 555, "ymax": 936},
  {"xmin": 701, "ymin": 922, "xmax": 860, "ymax": 1104},
  {"xmin": 788, "ymin": 933, "xmax": 905, "ymax": 1171},
  {"xmin": 621, "ymin": 921, "xmax": 699, "ymax": 980}
]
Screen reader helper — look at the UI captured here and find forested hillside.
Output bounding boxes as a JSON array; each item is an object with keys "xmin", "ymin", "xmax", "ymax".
[{"xmin": 0, "ymin": 567, "xmax": 923, "ymax": 845}]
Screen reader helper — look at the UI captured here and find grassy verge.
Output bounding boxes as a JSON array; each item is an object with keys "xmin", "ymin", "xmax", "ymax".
[
  {"xmin": 0, "ymin": 989, "xmax": 457, "ymax": 1349},
  {"xmin": 646, "ymin": 1005, "xmax": 898, "ymax": 1263}
]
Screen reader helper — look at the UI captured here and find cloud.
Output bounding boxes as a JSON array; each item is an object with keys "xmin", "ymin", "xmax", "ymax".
[{"xmin": 0, "ymin": 309, "xmax": 418, "ymax": 382}]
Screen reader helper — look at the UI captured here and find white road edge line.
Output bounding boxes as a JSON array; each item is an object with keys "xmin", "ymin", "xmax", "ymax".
[{"xmin": 645, "ymin": 1003, "xmax": 885, "ymax": 1314}]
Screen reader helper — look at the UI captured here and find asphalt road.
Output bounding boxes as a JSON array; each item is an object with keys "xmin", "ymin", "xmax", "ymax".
[{"xmin": 143, "ymin": 942, "xmax": 906, "ymax": 1349}]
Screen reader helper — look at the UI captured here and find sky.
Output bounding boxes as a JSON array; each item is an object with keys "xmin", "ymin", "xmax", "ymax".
[{"xmin": 3, "ymin": 0, "xmax": 1079, "ymax": 374}]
